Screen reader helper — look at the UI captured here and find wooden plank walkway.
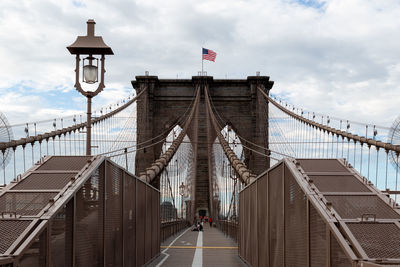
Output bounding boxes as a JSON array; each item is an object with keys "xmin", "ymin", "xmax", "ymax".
[{"xmin": 147, "ymin": 224, "xmax": 247, "ymax": 267}]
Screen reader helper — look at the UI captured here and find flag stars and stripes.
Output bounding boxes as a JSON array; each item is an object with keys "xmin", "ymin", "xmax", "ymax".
[{"xmin": 202, "ymin": 48, "xmax": 217, "ymax": 62}]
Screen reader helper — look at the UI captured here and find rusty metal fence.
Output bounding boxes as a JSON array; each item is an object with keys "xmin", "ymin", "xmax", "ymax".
[
  {"xmin": 0, "ymin": 156, "xmax": 160, "ymax": 267},
  {"xmin": 239, "ymin": 158, "xmax": 400, "ymax": 266}
]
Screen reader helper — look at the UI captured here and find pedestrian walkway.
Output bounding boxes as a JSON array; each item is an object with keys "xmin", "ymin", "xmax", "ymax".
[{"xmin": 147, "ymin": 224, "xmax": 246, "ymax": 267}]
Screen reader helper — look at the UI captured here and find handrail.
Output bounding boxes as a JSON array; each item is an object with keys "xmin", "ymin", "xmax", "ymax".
[
  {"xmin": 0, "ymin": 89, "xmax": 146, "ymax": 152},
  {"xmin": 259, "ymin": 87, "xmax": 400, "ymax": 154}
]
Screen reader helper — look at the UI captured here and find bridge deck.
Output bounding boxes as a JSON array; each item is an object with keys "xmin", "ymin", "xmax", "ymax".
[{"xmin": 148, "ymin": 224, "xmax": 246, "ymax": 267}]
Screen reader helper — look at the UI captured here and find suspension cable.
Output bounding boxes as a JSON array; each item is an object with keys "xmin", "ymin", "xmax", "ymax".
[
  {"xmin": 260, "ymin": 88, "xmax": 400, "ymax": 154},
  {"xmin": 207, "ymin": 84, "xmax": 293, "ymax": 159},
  {"xmin": 205, "ymin": 84, "xmax": 256, "ymax": 185},
  {"xmin": 100, "ymin": 83, "xmax": 199, "ymax": 157},
  {"xmin": 139, "ymin": 85, "xmax": 201, "ymax": 183},
  {"xmin": 270, "ymin": 93, "xmax": 390, "ymax": 130},
  {"xmin": 0, "ymin": 89, "xmax": 147, "ymax": 151}
]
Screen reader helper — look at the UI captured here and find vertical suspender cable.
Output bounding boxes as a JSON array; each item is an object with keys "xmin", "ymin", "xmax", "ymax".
[
  {"xmin": 23, "ymin": 145, "xmax": 26, "ymax": 172},
  {"xmin": 39, "ymin": 141, "xmax": 42, "ymax": 158},
  {"xmin": 320, "ymin": 117, "xmax": 323, "ymax": 158},
  {"xmin": 2, "ymin": 151, "xmax": 6, "ymax": 185},
  {"xmin": 52, "ymin": 137, "xmax": 55, "ymax": 155},
  {"xmin": 13, "ymin": 148, "xmax": 16, "ymax": 180},
  {"xmin": 376, "ymin": 148, "xmax": 380, "ymax": 187},
  {"xmin": 368, "ymin": 145, "xmax": 371, "ymax": 180},
  {"xmin": 395, "ymin": 154, "xmax": 399, "ymax": 203},
  {"xmin": 360, "ymin": 143, "xmax": 363, "ymax": 175},
  {"xmin": 385, "ymin": 150, "xmax": 389, "ymax": 190},
  {"xmin": 31, "ymin": 143, "xmax": 34, "ymax": 165}
]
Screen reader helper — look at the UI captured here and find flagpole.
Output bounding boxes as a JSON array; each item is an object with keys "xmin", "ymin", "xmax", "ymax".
[{"xmin": 201, "ymin": 47, "xmax": 204, "ymax": 75}]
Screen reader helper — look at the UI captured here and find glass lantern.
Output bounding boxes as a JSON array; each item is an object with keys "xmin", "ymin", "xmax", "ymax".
[{"xmin": 82, "ymin": 56, "xmax": 98, "ymax": 84}]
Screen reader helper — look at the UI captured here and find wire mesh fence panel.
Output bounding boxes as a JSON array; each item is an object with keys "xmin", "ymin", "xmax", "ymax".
[
  {"xmin": 11, "ymin": 173, "xmax": 77, "ymax": 190},
  {"xmin": 239, "ymin": 158, "xmax": 400, "ymax": 266},
  {"xmin": 284, "ymin": 165, "xmax": 307, "ymax": 266},
  {"xmin": 75, "ymin": 167, "xmax": 104, "ymax": 267},
  {"xmin": 325, "ymin": 195, "xmax": 400, "ymax": 220},
  {"xmin": 136, "ymin": 180, "xmax": 146, "ymax": 267},
  {"xmin": 0, "ymin": 220, "xmax": 32, "ymax": 254},
  {"xmin": 50, "ymin": 199, "xmax": 74, "ymax": 267},
  {"xmin": 239, "ymin": 188, "xmax": 244, "ymax": 260},
  {"xmin": 37, "ymin": 156, "xmax": 91, "ymax": 171},
  {"xmin": 346, "ymin": 222, "xmax": 400, "ymax": 259},
  {"xmin": 309, "ymin": 204, "xmax": 326, "ymax": 267},
  {"xmin": 0, "ymin": 192, "xmax": 57, "ymax": 216},
  {"xmin": 0, "ymin": 156, "xmax": 161, "ymax": 267},
  {"xmin": 250, "ymin": 182, "xmax": 258, "ymax": 266},
  {"xmin": 307, "ymin": 175, "xmax": 370, "ymax": 193},
  {"xmin": 297, "ymin": 159, "xmax": 350, "ymax": 173},
  {"xmin": 105, "ymin": 162, "xmax": 123, "ymax": 267},
  {"xmin": 257, "ymin": 171, "xmax": 269, "ymax": 266},
  {"xmin": 243, "ymin": 184, "xmax": 251, "ymax": 264},
  {"xmin": 268, "ymin": 164, "xmax": 284, "ymax": 267},
  {"xmin": 19, "ymin": 228, "xmax": 47, "ymax": 267},
  {"xmin": 123, "ymin": 173, "xmax": 136, "ymax": 266},
  {"xmin": 152, "ymin": 189, "xmax": 160, "ymax": 257},
  {"xmin": 330, "ymin": 232, "xmax": 352, "ymax": 267},
  {"xmin": 145, "ymin": 185, "xmax": 153, "ymax": 263}
]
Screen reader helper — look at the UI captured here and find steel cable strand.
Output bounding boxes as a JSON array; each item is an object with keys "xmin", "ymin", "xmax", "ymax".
[
  {"xmin": 101, "ymin": 119, "xmax": 189, "ymax": 159},
  {"xmin": 210, "ymin": 87, "xmax": 293, "ymax": 158},
  {"xmin": 270, "ymin": 93, "xmax": 390, "ymax": 131},
  {"xmin": 253, "ymin": 107, "xmax": 293, "ymax": 159},
  {"xmin": 102, "ymin": 136, "xmax": 167, "ymax": 158},
  {"xmin": 98, "ymin": 88, "xmax": 199, "ymax": 157},
  {"xmin": 141, "ymin": 81, "xmax": 199, "ymax": 148},
  {"xmin": 207, "ymin": 86, "xmax": 292, "ymax": 159},
  {"xmin": 204, "ymin": 85, "xmax": 256, "ymax": 185},
  {"xmin": 259, "ymin": 88, "xmax": 400, "ymax": 155},
  {"xmin": 5, "ymin": 92, "xmax": 136, "ymax": 130},
  {"xmin": 105, "ymin": 82, "xmax": 199, "ymax": 157},
  {"xmin": 139, "ymin": 85, "xmax": 201, "ymax": 183},
  {"xmin": 208, "ymin": 88, "xmax": 266, "ymax": 154},
  {"xmin": 268, "ymin": 107, "xmax": 296, "ymax": 157},
  {"xmin": 107, "ymin": 104, "xmax": 137, "ymax": 152},
  {"xmin": 210, "ymin": 103, "xmax": 285, "ymax": 160},
  {"xmin": 0, "ymin": 89, "xmax": 147, "ymax": 152}
]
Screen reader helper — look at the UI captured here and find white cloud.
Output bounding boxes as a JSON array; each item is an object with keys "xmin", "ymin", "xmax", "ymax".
[{"xmin": 0, "ymin": 0, "xmax": 400, "ymax": 128}]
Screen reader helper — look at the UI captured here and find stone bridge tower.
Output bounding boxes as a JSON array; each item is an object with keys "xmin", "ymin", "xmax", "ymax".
[{"xmin": 132, "ymin": 75, "xmax": 274, "ymax": 218}]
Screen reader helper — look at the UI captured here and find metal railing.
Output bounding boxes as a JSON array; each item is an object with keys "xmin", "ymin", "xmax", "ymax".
[
  {"xmin": 217, "ymin": 220, "xmax": 238, "ymax": 242},
  {"xmin": 161, "ymin": 220, "xmax": 188, "ymax": 242},
  {"xmin": 239, "ymin": 158, "xmax": 400, "ymax": 266}
]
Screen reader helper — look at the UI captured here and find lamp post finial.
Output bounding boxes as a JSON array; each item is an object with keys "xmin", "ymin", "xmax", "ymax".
[{"xmin": 87, "ymin": 19, "xmax": 96, "ymax": 37}]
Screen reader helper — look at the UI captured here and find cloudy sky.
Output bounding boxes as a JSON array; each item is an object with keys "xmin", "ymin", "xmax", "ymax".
[{"xmin": 1, "ymin": 0, "xmax": 400, "ymax": 128}]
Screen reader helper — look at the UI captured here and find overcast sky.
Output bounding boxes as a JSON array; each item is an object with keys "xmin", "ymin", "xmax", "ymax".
[{"xmin": 1, "ymin": 0, "xmax": 400, "ymax": 128}]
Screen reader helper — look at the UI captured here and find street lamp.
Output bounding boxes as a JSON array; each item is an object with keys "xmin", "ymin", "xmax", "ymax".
[
  {"xmin": 67, "ymin": 19, "xmax": 113, "ymax": 155},
  {"xmin": 179, "ymin": 182, "xmax": 186, "ymax": 219}
]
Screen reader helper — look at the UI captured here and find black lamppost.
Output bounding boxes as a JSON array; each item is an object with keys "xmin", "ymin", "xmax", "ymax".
[
  {"xmin": 67, "ymin": 19, "xmax": 113, "ymax": 155},
  {"xmin": 179, "ymin": 182, "xmax": 186, "ymax": 219}
]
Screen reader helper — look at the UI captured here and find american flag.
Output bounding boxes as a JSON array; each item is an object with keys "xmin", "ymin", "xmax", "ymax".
[{"xmin": 202, "ymin": 48, "xmax": 217, "ymax": 62}]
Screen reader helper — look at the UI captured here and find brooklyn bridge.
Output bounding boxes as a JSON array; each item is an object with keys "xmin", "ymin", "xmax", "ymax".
[{"xmin": 0, "ymin": 22, "xmax": 400, "ymax": 267}]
